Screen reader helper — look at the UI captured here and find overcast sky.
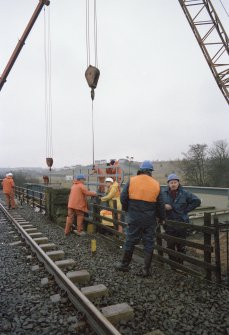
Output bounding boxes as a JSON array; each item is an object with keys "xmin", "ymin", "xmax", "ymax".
[{"xmin": 0, "ymin": 0, "xmax": 229, "ymax": 169}]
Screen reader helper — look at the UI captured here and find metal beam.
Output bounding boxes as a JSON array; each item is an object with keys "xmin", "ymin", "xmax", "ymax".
[
  {"xmin": 178, "ymin": 0, "xmax": 229, "ymax": 105},
  {"xmin": 0, "ymin": 0, "xmax": 50, "ymax": 91}
]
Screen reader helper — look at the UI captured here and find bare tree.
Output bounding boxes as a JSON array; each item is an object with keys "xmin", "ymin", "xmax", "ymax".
[
  {"xmin": 180, "ymin": 144, "xmax": 209, "ymax": 186},
  {"xmin": 208, "ymin": 140, "xmax": 229, "ymax": 187}
]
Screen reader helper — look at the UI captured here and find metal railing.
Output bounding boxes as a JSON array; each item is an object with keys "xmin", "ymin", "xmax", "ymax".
[
  {"xmin": 88, "ymin": 199, "xmax": 228, "ymax": 285},
  {"xmin": 15, "ymin": 186, "xmax": 46, "ymax": 213}
]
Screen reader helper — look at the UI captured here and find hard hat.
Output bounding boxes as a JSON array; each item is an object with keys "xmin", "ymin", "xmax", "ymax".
[
  {"xmin": 105, "ymin": 177, "xmax": 114, "ymax": 183},
  {"xmin": 167, "ymin": 173, "xmax": 179, "ymax": 182},
  {"xmin": 139, "ymin": 160, "xmax": 154, "ymax": 171},
  {"xmin": 8, "ymin": 173, "xmax": 13, "ymax": 176},
  {"xmin": 75, "ymin": 174, "xmax": 86, "ymax": 180}
]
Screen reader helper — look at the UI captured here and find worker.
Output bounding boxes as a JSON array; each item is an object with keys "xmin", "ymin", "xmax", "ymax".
[
  {"xmin": 92, "ymin": 165, "xmax": 105, "ymax": 194},
  {"xmin": 43, "ymin": 175, "xmax": 49, "ymax": 185},
  {"xmin": 162, "ymin": 173, "xmax": 201, "ymax": 263},
  {"xmin": 106, "ymin": 159, "xmax": 123, "ymax": 186},
  {"xmin": 65, "ymin": 174, "xmax": 97, "ymax": 236},
  {"xmin": 100, "ymin": 177, "xmax": 123, "ymax": 233},
  {"xmin": 115, "ymin": 160, "xmax": 165, "ymax": 277},
  {"xmin": 2, "ymin": 173, "xmax": 15, "ymax": 209}
]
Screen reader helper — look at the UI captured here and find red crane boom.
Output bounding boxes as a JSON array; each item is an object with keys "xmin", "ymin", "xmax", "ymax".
[{"xmin": 0, "ymin": 0, "xmax": 50, "ymax": 91}]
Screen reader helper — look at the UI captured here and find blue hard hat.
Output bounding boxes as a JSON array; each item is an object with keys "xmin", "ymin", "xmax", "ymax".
[
  {"xmin": 139, "ymin": 160, "xmax": 154, "ymax": 171},
  {"xmin": 167, "ymin": 173, "xmax": 179, "ymax": 182},
  {"xmin": 75, "ymin": 174, "xmax": 86, "ymax": 180}
]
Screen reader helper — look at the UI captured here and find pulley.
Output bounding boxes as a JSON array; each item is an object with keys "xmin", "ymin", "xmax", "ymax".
[
  {"xmin": 85, "ymin": 65, "xmax": 100, "ymax": 100},
  {"xmin": 46, "ymin": 157, "xmax": 53, "ymax": 171}
]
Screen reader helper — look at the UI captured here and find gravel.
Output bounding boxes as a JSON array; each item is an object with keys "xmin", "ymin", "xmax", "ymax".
[{"xmin": 1, "ymin": 196, "xmax": 229, "ymax": 335}]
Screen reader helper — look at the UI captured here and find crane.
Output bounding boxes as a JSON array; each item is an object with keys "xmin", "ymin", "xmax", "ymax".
[
  {"xmin": 0, "ymin": 0, "xmax": 228, "ymax": 106},
  {"xmin": 178, "ymin": 0, "xmax": 229, "ymax": 106},
  {"xmin": 0, "ymin": 0, "xmax": 50, "ymax": 91}
]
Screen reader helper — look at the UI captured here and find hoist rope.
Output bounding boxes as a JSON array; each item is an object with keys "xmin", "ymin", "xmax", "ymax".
[
  {"xmin": 86, "ymin": 0, "xmax": 90, "ymax": 67},
  {"xmin": 219, "ymin": 0, "xmax": 229, "ymax": 18},
  {"xmin": 86, "ymin": 0, "xmax": 98, "ymax": 67},
  {"xmin": 85, "ymin": 0, "xmax": 99, "ymax": 166},
  {"xmin": 94, "ymin": 0, "xmax": 98, "ymax": 68},
  {"xmin": 91, "ymin": 100, "xmax": 95, "ymax": 166},
  {"xmin": 43, "ymin": 7, "xmax": 53, "ymax": 158}
]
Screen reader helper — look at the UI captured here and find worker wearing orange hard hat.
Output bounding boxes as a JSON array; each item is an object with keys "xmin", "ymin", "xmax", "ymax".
[
  {"xmin": 65, "ymin": 174, "xmax": 97, "ymax": 236},
  {"xmin": 2, "ymin": 173, "xmax": 15, "ymax": 209}
]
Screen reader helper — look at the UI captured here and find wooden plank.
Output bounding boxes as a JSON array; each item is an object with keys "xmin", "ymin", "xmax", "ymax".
[
  {"xmin": 156, "ymin": 232, "xmax": 213, "ymax": 252},
  {"xmin": 155, "ymin": 245, "xmax": 216, "ymax": 271},
  {"xmin": 164, "ymin": 219, "xmax": 215, "ymax": 234},
  {"xmin": 204, "ymin": 212, "xmax": 212, "ymax": 281},
  {"xmin": 213, "ymin": 216, "xmax": 221, "ymax": 283}
]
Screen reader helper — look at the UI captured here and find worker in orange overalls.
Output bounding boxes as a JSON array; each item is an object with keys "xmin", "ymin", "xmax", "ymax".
[
  {"xmin": 106, "ymin": 159, "xmax": 123, "ymax": 187},
  {"xmin": 2, "ymin": 173, "xmax": 15, "ymax": 209},
  {"xmin": 65, "ymin": 174, "xmax": 97, "ymax": 236},
  {"xmin": 92, "ymin": 166, "xmax": 105, "ymax": 193}
]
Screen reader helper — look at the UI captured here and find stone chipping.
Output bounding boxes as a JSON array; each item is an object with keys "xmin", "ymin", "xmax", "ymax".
[{"xmin": 0, "ymin": 198, "xmax": 229, "ymax": 335}]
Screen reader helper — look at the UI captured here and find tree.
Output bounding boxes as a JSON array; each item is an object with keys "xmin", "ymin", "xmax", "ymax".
[
  {"xmin": 180, "ymin": 144, "xmax": 209, "ymax": 186},
  {"xmin": 208, "ymin": 140, "xmax": 229, "ymax": 187}
]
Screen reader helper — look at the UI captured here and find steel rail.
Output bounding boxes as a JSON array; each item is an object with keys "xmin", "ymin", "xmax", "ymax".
[{"xmin": 0, "ymin": 203, "xmax": 121, "ymax": 335}]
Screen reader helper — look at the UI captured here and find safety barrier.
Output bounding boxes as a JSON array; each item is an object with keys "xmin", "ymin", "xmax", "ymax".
[
  {"xmin": 88, "ymin": 199, "xmax": 228, "ymax": 285},
  {"xmin": 15, "ymin": 186, "xmax": 46, "ymax": 213}
]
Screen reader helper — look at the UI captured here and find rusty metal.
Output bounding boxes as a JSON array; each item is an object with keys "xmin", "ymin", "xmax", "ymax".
[
  {"xmin": 85, "ymin": 65, "xmax": 100, "ymax": 100},
  {"xmin": 46, "ymin": 157, "xmax": 53, "ymax": 171},
  {"xmin": 0, "ymin": 0, "xmax": 50, "ymax": 91},
  {"xmin": 178, "ymin": 0, "xmax": 229, "ymax": 106}
]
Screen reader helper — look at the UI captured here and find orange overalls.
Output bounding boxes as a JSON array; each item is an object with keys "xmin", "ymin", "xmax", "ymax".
[
  {"xmin": 2, "ymin": 176, "xmax": 15, "ymax": 209},
  {"xmin": 65, "ymin": 180, "xmax": 96, "ymax": 235}
]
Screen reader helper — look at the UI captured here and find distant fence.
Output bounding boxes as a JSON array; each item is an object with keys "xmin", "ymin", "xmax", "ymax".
[{"xmin": 15, "ymin": 186, "xmax": 46, "ymax": 213}]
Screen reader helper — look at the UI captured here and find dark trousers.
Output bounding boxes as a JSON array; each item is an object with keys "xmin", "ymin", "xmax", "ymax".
[{"xmin": 124, "ymin": 221, "xmax": 156, "ymax": 254}]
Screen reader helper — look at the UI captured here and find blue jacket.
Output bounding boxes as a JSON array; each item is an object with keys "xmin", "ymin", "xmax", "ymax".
[{"xmin": 162, "ymin": 186, "xmax": 201, "ymax": 232}]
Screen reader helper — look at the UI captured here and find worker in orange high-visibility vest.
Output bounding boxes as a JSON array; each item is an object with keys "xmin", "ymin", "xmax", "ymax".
[
  {"xmin": 2, "ymin": 173, "xmax": 15, "ymax": 209},
  {"xmin": 65, "ymin": 174, "xmax": 97, "ymax": 236},
  {"xmin": 115, "ymin": 161, "xmax": 165, "ymax": 277}
]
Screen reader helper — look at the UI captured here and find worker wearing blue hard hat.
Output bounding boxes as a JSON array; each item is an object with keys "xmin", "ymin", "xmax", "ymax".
[
  {"xmin": 65, "ymin": 173, "xmax": 97, "ymax": 236},
  {"xmin": 162, "ymin": 173, "xmax": 201, "ymax": 263},
  {"xmin": 115, "ymin": 160, "xmax": 165, "ymax": 277}
]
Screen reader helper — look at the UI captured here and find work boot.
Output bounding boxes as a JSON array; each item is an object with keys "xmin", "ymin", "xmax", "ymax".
[
  {"xmin": 115, "ymin": 250, "xmax": 133, "ymax": 272},
  {"xmin": 142, "ymin": 252, "xmax": 153, "ymax": 277}
]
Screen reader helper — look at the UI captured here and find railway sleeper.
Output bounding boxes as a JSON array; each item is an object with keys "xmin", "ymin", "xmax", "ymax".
[
  {"xmin": 28, "ymin": 232, "xmax": 43, "ymax": 238},
  {"xmin": 55, "ymin": 258, "xmax": 76, "ymax": 269},
  {"xmin": 39, "ymin": 243, "xmax": 56, "ymax": 251},
  {"xmin": 46, "ymin": 250, "xmax": 65, "ymax": 261},
  {"xmin": 33, "ymin": 237, "xmax": 49, "ymax": 244},
  {"xmin": 101, "ymin": 302, "xmax": 134, "ymax": 324},
  {"xmin": 81, "ymin": 284, "xmax": 108, "ymax": 300},
  {"xmin": 66, "ymin": 269, "xmax": 90, "ymax": 284}
]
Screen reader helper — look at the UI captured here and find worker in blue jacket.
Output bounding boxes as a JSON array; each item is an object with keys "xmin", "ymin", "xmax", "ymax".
[
  {"xmin": 162, "ymin": 173, "xmax": 201, "ymax": 262},
  {"xmin": 115, "ymin": 160, "xmax": 165, "ymax": 277}
]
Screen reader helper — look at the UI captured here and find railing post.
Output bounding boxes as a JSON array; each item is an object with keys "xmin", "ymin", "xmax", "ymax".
[
  {"xmin": 92, "ymin": 197, "xmax": 101, "ymax": 230},
  {"xmin": 204, "ymin": 212, "xmax": 212, "ymax": 281},
  {"xmin": 156, "ymin": 221, "xmax": 163, "ymax": 258},
  {"xmin": 39, "ymin": 192, "xmax": 42, "ymax": 212},
  {"xmin": 213, "ymin": 216, "xmax": 221, "ymax": 283},
  {"xmin": 32, "ymin": 191, "xmax": 35, "ymax": 208},
  {"xmin": 26, "ymin": 189, "xmax": 29, "ymax": 204},
  {"xmin": 112, "ymin": 200, "xmax": 118, "ymax": 231}
]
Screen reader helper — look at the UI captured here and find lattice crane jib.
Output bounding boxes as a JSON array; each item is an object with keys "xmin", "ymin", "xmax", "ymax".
[{"xmin": 178, "ymin": 0, "xmax": 229, "ymax": 106}]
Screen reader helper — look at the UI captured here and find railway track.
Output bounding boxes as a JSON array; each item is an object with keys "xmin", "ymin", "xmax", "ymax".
[
  {"xmin": 1, "ymin": 197, "xmax": 229, "ymax": 335},
  {"xmin": 0, "ymin": 203, "xmax": 132, "ymax": 335}
]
